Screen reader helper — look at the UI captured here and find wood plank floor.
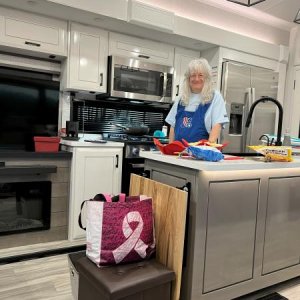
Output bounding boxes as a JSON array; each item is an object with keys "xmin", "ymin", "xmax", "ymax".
[
  {"xmin": 0, "ymin": 254, "xmax": 73, "ymax": 300},
  {"xmin": 0, "ymin": 253, "xmax": 300, "ymax": 300}
]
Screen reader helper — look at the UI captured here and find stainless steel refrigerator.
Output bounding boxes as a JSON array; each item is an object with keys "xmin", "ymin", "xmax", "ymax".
[{"xmin": 220, "ymin": 60, "xmax": 279, "ymax": 153}]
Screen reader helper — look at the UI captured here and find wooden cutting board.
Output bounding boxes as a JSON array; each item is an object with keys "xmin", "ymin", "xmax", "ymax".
[{"xmin": 129, "ymin": 174, "xmax": 188, "ymax": 300}]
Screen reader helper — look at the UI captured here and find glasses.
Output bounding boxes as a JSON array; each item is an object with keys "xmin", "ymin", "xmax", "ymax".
[{"xmin": 190, "ymin": 73, "xmax": 205, "ymax": 79}]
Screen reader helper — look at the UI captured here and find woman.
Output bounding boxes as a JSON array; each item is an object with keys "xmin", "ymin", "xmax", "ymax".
[{"xmin": 166, "ymin": 58, "xmax": 229, "ymax": 143}]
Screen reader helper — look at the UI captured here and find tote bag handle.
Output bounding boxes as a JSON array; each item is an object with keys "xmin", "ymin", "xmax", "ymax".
[{"xmin": 78, "ymin": 193, "xmax": 126, "ymax": 230}]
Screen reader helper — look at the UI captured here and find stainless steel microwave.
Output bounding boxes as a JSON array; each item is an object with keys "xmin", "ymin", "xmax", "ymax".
[{"xmin": 107, "ymin": 55, "xmax": 174, "ymax": 103}]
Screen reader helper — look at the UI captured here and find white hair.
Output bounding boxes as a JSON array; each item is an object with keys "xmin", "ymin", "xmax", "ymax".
[{"xmin": 180, "ymin": 58, "xmax": 214, "ymax": 105}]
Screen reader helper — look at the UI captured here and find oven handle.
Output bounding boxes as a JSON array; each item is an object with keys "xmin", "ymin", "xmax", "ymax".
[{"xmin": 130, "ymin": 163, "xmax": 145, "ymax": 168}]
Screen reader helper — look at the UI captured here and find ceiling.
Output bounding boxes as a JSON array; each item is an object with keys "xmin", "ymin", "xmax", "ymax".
[
  {"xmin": 197, "ymin": 0, "xmax": 299, "ymax": 30},
  {"xmin": 251, "ymin": 0, "xmax": 300, "ymax": 23}
]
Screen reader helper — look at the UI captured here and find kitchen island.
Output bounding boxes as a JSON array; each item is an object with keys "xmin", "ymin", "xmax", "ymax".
[{"xmin": 140, "ymin": 151, "xmax": 300, "ymax": 300}]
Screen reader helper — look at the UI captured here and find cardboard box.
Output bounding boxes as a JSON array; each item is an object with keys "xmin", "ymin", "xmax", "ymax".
[{"xmin": 34, "ymin": 136, "xmax": 60, "ymax": 152}]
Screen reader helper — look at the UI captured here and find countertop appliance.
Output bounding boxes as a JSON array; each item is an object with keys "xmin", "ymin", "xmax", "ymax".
[
  {"xmin": 105, "ymin": 55, "xmax": 174, "ymax": 103},
  {"xmin": 220, "ymin": 60, "xmax": 279, "ymax": 153},
  {"xmin": 104, "ymin": 133, "xmax": 158, "ymax": 194}
]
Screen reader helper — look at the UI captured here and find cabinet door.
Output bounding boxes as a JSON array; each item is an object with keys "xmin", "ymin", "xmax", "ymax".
[
  {"xmin": 69, "ymin": 147, "xmax": 122, "ymax": 240},
  {"xmin": 173, "ymin": 47, "xmax": 200, "ymax": 101},
  {"xmin": 290, "ymin": 67, "xmax": 300, "ymax": 137},
  {"xmin": 203, "ymin": 180, "xmax": 259, "ymax": 293},
  {"xmin": 295, "ymin": 30, "xmax": 300, "ymax": 66},
  {"xmin": 262, "ymin": 177, "xmax": 300, "ymax": 274},
  {"xmin": 66, "ymin": 22, "xmax": 108, "ymax": 93},
  {"xmin": 0, "ymin": 7, "xmax": 67, "ymax": 58},
  {"xmin": 109, "ymin": 32, "xmax": 174, "ymax": 66}
]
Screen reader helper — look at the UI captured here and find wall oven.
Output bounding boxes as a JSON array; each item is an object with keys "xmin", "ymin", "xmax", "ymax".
[{"xmin": 107, "ymin": 55, "xmax": 174, "ymax": 103}]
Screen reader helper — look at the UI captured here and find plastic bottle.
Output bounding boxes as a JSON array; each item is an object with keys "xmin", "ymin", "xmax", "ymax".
[
  {"xmin": 162, "ymin": 125, "xmax": 168, "ymax": 137},
  {"xmin": 282, "ymin": 128, "xmax": 291, "ymax": 146}
]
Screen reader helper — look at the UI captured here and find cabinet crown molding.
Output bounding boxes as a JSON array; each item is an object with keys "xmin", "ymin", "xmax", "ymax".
[{"xmin": 127, "ymin": 0, "xmax": 174, "ymax": 33}]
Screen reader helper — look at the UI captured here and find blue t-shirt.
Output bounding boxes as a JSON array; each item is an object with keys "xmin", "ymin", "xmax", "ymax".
[{"xmin": 165, "ymin": 91, "xmax": 229, "ymax": 134}]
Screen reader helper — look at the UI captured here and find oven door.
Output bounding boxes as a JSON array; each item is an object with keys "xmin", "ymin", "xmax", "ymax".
[
  {"xmin": 109, "ymin": 55, "xmax": 173, "ymax": 103},
  {"xmin": 121, "ymin": 158, "xmax": 146, "ymax": 194}
]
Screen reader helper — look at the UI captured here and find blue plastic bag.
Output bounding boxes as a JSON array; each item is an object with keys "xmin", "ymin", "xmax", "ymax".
[{"xmin": 185, "ymin": 145, "xmax": 224, "ymax": 162}]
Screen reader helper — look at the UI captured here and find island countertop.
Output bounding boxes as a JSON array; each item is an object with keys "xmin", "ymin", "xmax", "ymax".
[
  {"xmin": 140, "ymin": 150, "xmax": 300, "ymax": 171},
  {"xmin": 142, "ymin": 150, "xmax": 300, "ymax": 300}
]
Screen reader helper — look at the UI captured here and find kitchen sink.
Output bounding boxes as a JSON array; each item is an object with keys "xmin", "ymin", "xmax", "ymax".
[{"xmin": 223, "ymin": 152, "xmax": 263, "ymax": 157}]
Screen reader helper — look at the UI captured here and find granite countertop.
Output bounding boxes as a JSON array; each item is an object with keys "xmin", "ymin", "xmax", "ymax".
[
  {"xmin": 140, "ymin": 151, "xmax": 300, "ymax": 171},
  {"xmin": 0, "ymin": 150, "xmax": 72, "ymax": 159},
  {"xmin": 60, "ymin": 134, "xmax": 124, "ymax": 148},
  {"xmin": 60, "ymin": 140, "xmax": 124, "ymax": 148}
]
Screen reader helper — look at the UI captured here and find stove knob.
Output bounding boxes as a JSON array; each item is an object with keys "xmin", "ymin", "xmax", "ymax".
[{"xmin": 132, "ymin": 147, "xmax": 139, "ymax": 156}]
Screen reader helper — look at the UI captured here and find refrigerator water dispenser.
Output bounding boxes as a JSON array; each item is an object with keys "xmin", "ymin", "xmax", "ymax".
[{"xmin": 229, "ymin": 103, "xmax": 244, "ymax": 135}]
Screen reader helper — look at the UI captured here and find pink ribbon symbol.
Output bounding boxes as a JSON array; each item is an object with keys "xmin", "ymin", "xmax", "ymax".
[{"xmin": 112, "ymin": 211, "xmax": 147, "ymax": 264}]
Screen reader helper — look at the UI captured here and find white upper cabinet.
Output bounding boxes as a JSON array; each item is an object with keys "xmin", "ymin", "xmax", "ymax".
[
  {"xmin": 109, "ymin": 32, "xmax": 174, "ymax": 66},
  {"xmin": 173, "ymin": 47, "xmax": 200, "ymax": 101},
  {"xmin": 61, "ymin": 22, "xmax": 108, "ymax": 94},
  {"xmin": 0, "ymin": 6, "xmax": 67, "ymax": 60}
]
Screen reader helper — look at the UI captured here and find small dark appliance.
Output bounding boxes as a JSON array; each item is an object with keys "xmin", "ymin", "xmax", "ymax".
[{"xmin": 65, "ymin": 121, "xmax": 79, "ymax": 141}]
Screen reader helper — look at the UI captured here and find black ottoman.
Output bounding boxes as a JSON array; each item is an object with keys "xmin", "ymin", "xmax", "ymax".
[{"xmin": 76, "ymin": 256, "xmax": 175, "ymax": 300}]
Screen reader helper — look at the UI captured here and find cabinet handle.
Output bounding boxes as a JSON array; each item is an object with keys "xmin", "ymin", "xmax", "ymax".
[
  {"xmin": 25, "ymin": 41, "xmax": 41, "ymax": 47},
  {"xmin": 115, "ymin": 154, "xmax": 119, "ymax": 168},
  {"xmin": 138, "ymin": 54, "xmax": 150, "ymax": 59},
  {"xmin": 176, "ymin": 84, "xmax": 179, "ymax": 96},
  {"xmin": 100, "ymin": 73, "xmax": 103, "ymax": 86}
]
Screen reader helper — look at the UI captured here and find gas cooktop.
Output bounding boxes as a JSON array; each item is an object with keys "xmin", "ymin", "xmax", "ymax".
[{"xmin": 104, "ymin": 133, "xmax": 167, "ymax": 143}]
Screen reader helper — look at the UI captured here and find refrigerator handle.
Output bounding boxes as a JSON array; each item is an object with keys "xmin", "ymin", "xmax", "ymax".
[
  {"xmin": 242, "ymin": 88, "xmax": 252, "ymax": 152},
  {"xmin": 221, "ymin": 61, "xmax": 229, "ymax": 99},
  {"xmin": 251, "ymin": 87, "xmax": 256, "ymax": 106}
]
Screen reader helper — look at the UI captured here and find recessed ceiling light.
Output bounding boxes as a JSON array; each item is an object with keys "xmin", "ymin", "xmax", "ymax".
[{"xmin": 27, "ymin": 0, "xmax": 37, "ymax": 6}]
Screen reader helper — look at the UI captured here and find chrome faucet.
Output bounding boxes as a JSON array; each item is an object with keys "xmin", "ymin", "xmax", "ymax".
[{"xmin": 245, "ymin": 97, "xmax": 283, "ymax": 146}]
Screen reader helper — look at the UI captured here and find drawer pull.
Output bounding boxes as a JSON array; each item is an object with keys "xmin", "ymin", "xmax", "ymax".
[
  {"xmin": 100, "ymin": 73, "xmax": 103, "ymax": 86},
  {"xmin": 25, "ymin": 41, "xmax": 41, "ymax": 47},
  {"xmin": 138, "ymin": 54, "xmax": 150, "ymax": 59}
]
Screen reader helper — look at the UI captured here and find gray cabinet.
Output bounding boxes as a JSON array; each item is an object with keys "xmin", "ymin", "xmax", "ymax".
[
  {"xmin": 144, "ymin": 157, "xmax": 300, "ymax": 300},
  {"xmin": 262, "ymin": 177, "xmax": 300, "ymax": 274},
  {"xmin": 203, "ymin": 180, "xmax": 259, "ymax": 292}
]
